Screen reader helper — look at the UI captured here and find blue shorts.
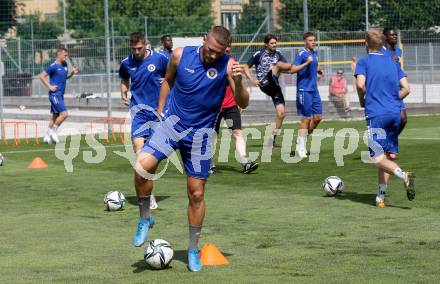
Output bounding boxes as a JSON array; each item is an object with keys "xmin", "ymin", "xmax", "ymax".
[
  {"xmin": 142, "ymin": 119, "xmax": 215, "ymax": 179},
  {"xmin": 131, "ymin": 110, "xmax": 158, "ymax": 139},
  {"xmin": 49, "ymin": 95, "xmax": 67, "ymax": 114},
  {"xmin": 366, "ymin": 114, "xmax": 401, "ymax": 158},
  {"xmin": 296, "ymin": 90, "xmax": 322, "ymax": 118},
  {"xmin": 400, "ymin": 100, "xmax": 406, "ymax": 110}
]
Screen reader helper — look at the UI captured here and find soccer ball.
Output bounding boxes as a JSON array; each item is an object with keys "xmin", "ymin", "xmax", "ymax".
[
  {"xmin": 103, "ymin": 191, "xmax": 126, "ymax": 211},
  {"xmin": 144, "ymin": 239, "xmax": 174, "ymax": 269},
  {"xmin": 0, "ymin": 153, "xmax": 4, "ymax": 166},
  {"xmin": 323, "ymin": 176, "xmax": 344, "ymax": 196}
]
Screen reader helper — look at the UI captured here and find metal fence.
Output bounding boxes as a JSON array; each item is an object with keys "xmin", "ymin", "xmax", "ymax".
[{"xmin": 1, "ymin": 30, "xmax": 439, "ymax": 98}]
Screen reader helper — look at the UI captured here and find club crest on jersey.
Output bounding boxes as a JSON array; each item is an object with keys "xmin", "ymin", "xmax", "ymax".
[
  {"xmin": 207, "ymin": 68, "xmax": 218, "ymax": 79},
  {"xmin": 148, "ymin": 64, "xmax": 156, "ymax": 72}
]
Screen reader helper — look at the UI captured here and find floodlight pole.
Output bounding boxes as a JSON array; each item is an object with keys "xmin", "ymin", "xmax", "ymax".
[
  {"xmin": 63, "ymin": 0, "xmax": 67, "ymax": 46},
  {"xmin": 0, "ymin": 46, "xmax": 4, "ymax": 141},
  {"xmin": 303, "ymin": 0, "xmax": 309, "ymax": 32},
  {"xmin": 365, "ymin": 0, "xmax": 369, "ymax": 30},
  {"xmin": 104, "ymin": 0, "xmax": 112, "ymax": 129},
  {"xmin": 262, "ymin": 0, "xmax": 273, "ymax": 33}
]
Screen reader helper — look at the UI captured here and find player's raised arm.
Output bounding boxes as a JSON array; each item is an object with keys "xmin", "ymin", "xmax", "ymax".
[
  {"xmin": 227, "ymin": 58, "xmax": 249, "ymax": 109},
  {"xmin": 157, "ymin": 47, "xmax": 182, "ymax": 115}
]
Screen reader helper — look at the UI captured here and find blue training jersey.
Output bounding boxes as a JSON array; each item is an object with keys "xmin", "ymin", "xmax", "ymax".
[
  {"xmin": 159, "ymin": 49, "xmax": 173, "ymax": 63},
  {"xmin": 354, "ymin": 52, "xmax": 406, "ymax": 118},
  {"xmin": 165, "ymin": 46, "xmax": 229, "ymax": 130},
  {"xmin": 294, "ymin": 48, "xmax": 319, "ymax": 92},
  {"xmin": 44, "ymin": 61, "xmax": 68, "ymax": 96},
  {"xmin": 381, "ymin": 46, "xmax": 402, "ymax": 69},
  {"xmin": 247, "ymin": 49, "xmax": 287, "ymax": 81},
  {"xmin": 119, "ymin": 51, "xmax": 168, "ymax": 114}
]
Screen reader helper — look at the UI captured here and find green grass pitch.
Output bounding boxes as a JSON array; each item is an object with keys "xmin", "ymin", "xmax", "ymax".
[{"xmin": 1, "ymin": 115, "xmax": 440, "ymax": 283}]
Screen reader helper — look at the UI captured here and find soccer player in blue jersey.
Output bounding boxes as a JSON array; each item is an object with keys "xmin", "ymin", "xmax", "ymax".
[
  {"xmin": 355, "ymin": 28, "xmax": 415, "ymax": 208},
  {"xmin": 119, "ymin": 32, "xmax": 168, "ymax": 218},
  {"xmin": 243, "ymin": 34, "xmax": 288, "ymax": 147},
  {"xmin": 39, "ymin": 47, "xmax": 79, "ymax": 143},
  {"xmin": 133, "ymin": 26, "xmax": 249, "ymax": 272},
  {"xmin": 159, "ymin": 35, "xmax": 173, "ymax": 62},
  {"xmin": 382, "ymin": 27, "xmax": 409, "ymax": 159},
  {"xmin": 294, "ymin": 32, "xmax": 324, "ymax": 158}
]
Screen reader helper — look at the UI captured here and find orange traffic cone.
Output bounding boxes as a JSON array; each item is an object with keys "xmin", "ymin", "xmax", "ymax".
[
  {"xmin": 28, "ymin": 157, "xmax": 48, "ymax": 169},
  {"xmin": 200, "ymin": 243, "xmax": 229, "ymax": 266}
]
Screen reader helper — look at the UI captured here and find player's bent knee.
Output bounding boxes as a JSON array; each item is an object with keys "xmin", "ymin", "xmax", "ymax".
[
  {"xmin": 232, "ymin": 129, "xmax": 242, "ymax": 138},
  {"xmin": 188, "ymin": 189, "xmax": 205, "ymax": 204}
]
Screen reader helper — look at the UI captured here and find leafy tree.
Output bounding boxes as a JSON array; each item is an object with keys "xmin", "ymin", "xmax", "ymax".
[
  {"xmin": 15, "ymin": 15, "xmax": 64, "ymax": 40},
  {"xmin": 66, "ymin": 0, "xmax": 213, "ymax": 38},
  {"xmin": 278, "ymin": 0, "xmax": 440, "ymax": 32},
  {"xmin": 235, "ymin": 0, "xmax": 267, "ymax": 34},
  {"xmin": 0, "ymin": 0, "xmax": 23, "ymax": 37}
]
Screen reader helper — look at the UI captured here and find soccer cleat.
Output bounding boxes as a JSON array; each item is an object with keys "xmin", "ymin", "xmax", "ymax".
[
  {"xmin": 150, "ymin": 194, "xmax": 158, "ymax": 210},
  {"xmin": 243, "ymin": 161, "xmax": 259, "ymax": 174},
  {"xmin": 132, "ymin": 215, "xmax": 155, "ymax": 247},
  {"xmin": 49, "ymin": 130, "xmax": 59, "ymax": 144},
  {"xmin": 43, "ymin": 134, "xmax": 53, "ymax": 144},
  {"xmin": 295, "ymin": 148, "xmax": 308, "ymax": 159},
  {"xmin": 404, "ymin": 171, "xmax": 415, "ymax": 201},
  {"xmin": 208, "ymin": 166, "xmax": 217, "ymax": 174},
  {"xmin": 187, "ymin": 248, "xmax": 202, "ymax": 272},
  {"xmin": 376, "ymin": 198, "xmax": 385, "ymax": 208}
]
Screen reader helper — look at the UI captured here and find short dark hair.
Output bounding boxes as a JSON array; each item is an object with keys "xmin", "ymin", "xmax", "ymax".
[
  {"xmin": 383, "ymin": 27, "xmax": 396, "ymax": 36},
  {"xmin": 303, "ymin": 32, "xmax": 315, "ymax": 40},
  {"xmin": 264, "ymin": 33, "xmax": 278, "ymax": 44},
  {"xmin": 56, "ymin": 47, "xmax": 67, "ymax": 54},
  {"xmin": 130, "ymin": 32, "xmax": 146, "ymax": 45},
  {"xmin": 161, "ymin": 35, "xmax": 171, "ymax": 43},
  {"xmin": 208, "ymin": 26, "xmax": 231, "ymax": 46}
]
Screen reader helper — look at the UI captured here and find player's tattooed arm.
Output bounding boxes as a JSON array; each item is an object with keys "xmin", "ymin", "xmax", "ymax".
[
  {"xmin": 399, "ymin": 77, "xmax": 410, "ymax": 100},
  {"xmin": 227, "ymin": 58, "xmax": 249, "ymax": 109},
  {"xmin": 158, "ymin": 47, "xmax": 182, "ymax": 115},
  {"xmin": 120, "ymin": 78, "xmax": 130, "ymax": 106},
  {"xmin": 356, "ymin": 75, "xmax": 366, "ymax": 107}
]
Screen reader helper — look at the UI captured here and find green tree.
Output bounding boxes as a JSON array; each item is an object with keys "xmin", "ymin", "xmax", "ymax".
[
  {"xmin": 15, "ymin": 15, "xmax": 64, "ymax": 40},
  {"xmin": 235, "ymin": 0, "xmax": 267, "ymax": 34},
  {"xmin": 0, "ymin": 0, "xmax": 23, "ymax": 37},
  {"xmin": 278, "ymin": 0, "xmax": 440, "ymax": 32},
  {"xmin": 66, "ymin": 0, "xmax": 213, "ymax": 38}
]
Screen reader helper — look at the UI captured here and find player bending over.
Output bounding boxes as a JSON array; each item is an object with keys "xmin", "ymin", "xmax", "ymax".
[
  {"xmin": 355, "ymin": 28, "xmax": 415, "ymax": 208},
  {"xmin": 133, "ymin": 26, "xmax": 249, "ymax": 272},
  {"xmin": 119, "ymin": 32, "xmax": 168, "ymax": 212},
  {"xmin": 39, "ymin": 47, "xmax": 79, "ymax": 143}
]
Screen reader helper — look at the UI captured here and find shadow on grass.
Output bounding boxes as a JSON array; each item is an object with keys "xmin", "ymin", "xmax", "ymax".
[
  {"xmin": 132, "ymin": 259, "xmax": 173, "ymax": 273},
  {"xmin": 126, "ymin": 195, "xmax": 170, "ymax": 206},
  {"xmin": 334, "ymin": 192, "xmax": 377, "ymax": 206},
  {"xmin": 173, "ymin": 249, "xmax": 233, "ymax": 265},
  {"xmin": 214, "ymin": 165, "xmax": 242, "ymax": 174},
  {"xmin": 335, "ymin": 192, "xmax": 412, "ymax": 209},
  {"xmin": 132, "ymin": 249, "xmax": 233, "ymax": 273}
]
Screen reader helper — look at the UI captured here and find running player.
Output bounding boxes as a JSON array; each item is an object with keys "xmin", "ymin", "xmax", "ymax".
[
  {"xmin": 243, "ymin": 34, "xmax": 287, "ymax": 147},
  {"xmin": 212, "ymin": 40, "xmax": 259, "ymax": 174},
  {"xmin": 133, "ymin": 26, "xmax": 249, "ymax": 272},
  {"xmin": 119, "ymin": 32, "xmax": 168, "ymax": 212},
  {"xmin": 39, "ymin": 47, "xmax": 79, "ymax": 143},
  {"xmin": 159, "ymin": 34, "xmax": 173, "ymax": 61},
  {"xmin": 294, "ymin": 32, "xmax": 324, "ymax": 158},
  {"xmin": 382, "ymin": 27, "xmax": 409, "ymax": 159},
  {"xmin": 355, "ymin": 28, "xmax": 415, "ymax": 208}
]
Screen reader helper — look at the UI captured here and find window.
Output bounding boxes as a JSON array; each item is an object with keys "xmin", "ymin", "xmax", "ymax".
[{"xmin": 221, "ymin": 11, "xmax": 239, "ymax": 31}]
